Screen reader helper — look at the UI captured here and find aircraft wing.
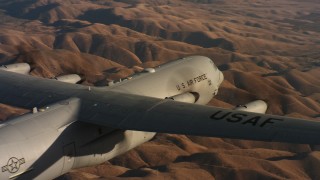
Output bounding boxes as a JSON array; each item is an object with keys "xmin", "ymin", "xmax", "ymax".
[{"xmin": 0, "ymin": 70, "xmax": 320, "ymax": 144}]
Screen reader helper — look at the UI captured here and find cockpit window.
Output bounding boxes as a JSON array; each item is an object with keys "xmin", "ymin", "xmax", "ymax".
[
  {"xmin": 209, "ymin": 60, "xmax": 218, "ymax": 70},
  {"xmin": 213, "ymin": 63, "xmax": 217, "ymax": 70}
]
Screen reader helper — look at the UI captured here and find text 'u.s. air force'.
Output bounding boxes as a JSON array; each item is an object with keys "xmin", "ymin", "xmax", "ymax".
[{"xmin": 176, "ymin": 74, "xmax": 207, "ymax": 91}]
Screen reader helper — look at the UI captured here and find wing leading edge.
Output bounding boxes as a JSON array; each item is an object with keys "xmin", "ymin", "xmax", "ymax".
[{"xmin": 0, "ymin": 70, "xmax": 320, "ymax": 144}]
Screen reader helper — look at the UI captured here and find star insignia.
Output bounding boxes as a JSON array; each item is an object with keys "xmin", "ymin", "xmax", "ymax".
[{"xmin": 1, "ymin": 157, "xmax": 25, "ymax": 173}]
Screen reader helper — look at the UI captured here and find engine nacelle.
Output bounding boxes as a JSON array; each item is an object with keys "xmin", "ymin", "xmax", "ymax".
[
  {"xmin": 0, "ymin": 63, "xmax": 30, "ymax": 74},
  {"xmin": 234, "ymin": 100, "xmax": 268, "ymax": 114},
  {"xmin": 55, "ymin": 74, "xmax": 81, "ymax": 84},
  {"xmin": 166, "ymin": 92, "xmax": 198, "ymax": 103}
]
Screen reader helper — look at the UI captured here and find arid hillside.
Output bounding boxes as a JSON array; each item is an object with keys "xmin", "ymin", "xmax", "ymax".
[{"xmin": 0, "ymin": 0, "xmax": 319, "ymax": 179}]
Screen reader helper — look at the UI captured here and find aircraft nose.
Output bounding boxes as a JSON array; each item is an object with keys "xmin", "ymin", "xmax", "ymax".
[{"xmin": 218, "ymin": 71, "xmax": 224, "ymax": 86}]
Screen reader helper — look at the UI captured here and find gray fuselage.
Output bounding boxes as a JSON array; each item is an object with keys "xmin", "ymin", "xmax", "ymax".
[{"xmin": 0, "ymin": 56, "xmax": 222, "ymax": 179}]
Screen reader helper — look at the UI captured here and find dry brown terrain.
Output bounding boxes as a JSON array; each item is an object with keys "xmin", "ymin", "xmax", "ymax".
[{"xmin": 0, "ymin": 0, "xmax": 319, "ymax": 179}]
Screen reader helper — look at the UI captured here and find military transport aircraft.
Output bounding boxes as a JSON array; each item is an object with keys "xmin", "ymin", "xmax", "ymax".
[{"xmin": 0, "ymin": 56, "xmax": 319, "ymax": 179}]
